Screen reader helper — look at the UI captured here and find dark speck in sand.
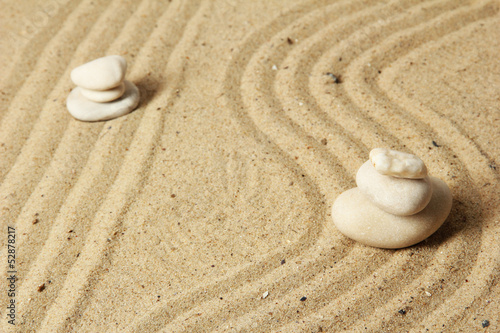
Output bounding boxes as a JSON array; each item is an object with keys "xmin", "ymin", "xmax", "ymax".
[
  {"xmin": 325, "ymin": 72, "xmax": 341, "ymax": 83},
  {"xmin": 481, "ymin": 320, "xmax": 490, "ymax": 328},
  {"xmin": 300, "ymin": 296, "xmax": 307, "ymax": 301},
  {"xmin": 432, "ymin": 141, "xmax": 441, "ymax": 147}
]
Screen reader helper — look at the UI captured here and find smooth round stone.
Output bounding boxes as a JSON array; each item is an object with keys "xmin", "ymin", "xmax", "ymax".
[
  {"xmin": 70, "ymin": 55, "xmax": 127, "ymax": 91},
  {"xmin": 80, "ymin": 82, "xmax": 125, "ymax": 103},
  {"xmin": 356, "ymin": 161, "xmax": 433, "ymax": 216},
  {"xmin": 370, "ymin": 148, "xmax": 427, "ymax": 179},
  {"xmin": 331, "ymin": 177, "xmax": 452, "ymax": 249},
  {"xmin": 66, "ymin": 80, "xmax": 139, "ymax": 122}
]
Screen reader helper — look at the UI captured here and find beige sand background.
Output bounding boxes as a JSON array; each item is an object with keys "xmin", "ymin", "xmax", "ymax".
[{"xmin": 0, "ymin": 0, "xmax": 499, "ymax": 332}]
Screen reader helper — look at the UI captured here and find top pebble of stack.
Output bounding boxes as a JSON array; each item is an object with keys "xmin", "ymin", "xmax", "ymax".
[
  {"xmin": 70, "ymin": 55, "xmax": 127, "ymax": 91},
  {"xmin": 370, "ymin": 148, "xmax": 427, "ymax": 179}
]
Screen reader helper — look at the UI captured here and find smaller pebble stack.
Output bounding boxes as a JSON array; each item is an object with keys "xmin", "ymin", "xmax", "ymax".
[
  {"xmin": 331, "ymin": 148, "xmax": 452, "ymax": 249},
  {"xmin": 67, "ymin": 55, "xmax": 139, "ymax": 121}
]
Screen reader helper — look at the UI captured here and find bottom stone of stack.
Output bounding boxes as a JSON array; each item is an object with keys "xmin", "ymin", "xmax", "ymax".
[{"xmin": 331, "ymin": 177, "xmax": 452, "ymax": 249}]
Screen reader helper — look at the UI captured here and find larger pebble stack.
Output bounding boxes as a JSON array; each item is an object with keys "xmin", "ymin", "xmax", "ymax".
[
  {"xmin": 67, "ymin": 55, "xmax": 139, "ymax": 121},
  {"xmin": 331, "ymin": 148, "xmax": 452, "ymax": 249}
]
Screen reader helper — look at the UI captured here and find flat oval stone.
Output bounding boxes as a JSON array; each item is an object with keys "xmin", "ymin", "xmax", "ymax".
[
  {"xmin": 370, "ymin": 148, "xmax": 427, "ymax": 179},
  {"xmin": 70, "ymin": 55, "xmax": 127, "ymax": 91},
  {"xmin": 331, "ymin": 177, "xmax": 452, "ymax": 249},
  {"xmin": 66, "ymin": 80, "xmax": 139, "ymax": 121},
  {"xmin": 80, "ymin": 82, "xmax": 126, "ymax": 103},
  {"xmin": 356, "ymin": 161, "xmax": 433, "ymax": 216}
]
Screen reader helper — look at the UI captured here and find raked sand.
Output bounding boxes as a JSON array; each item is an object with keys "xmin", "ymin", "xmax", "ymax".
[{"xmin": 0, "ymin": 0, "xmax": 499, "ymax": 332}]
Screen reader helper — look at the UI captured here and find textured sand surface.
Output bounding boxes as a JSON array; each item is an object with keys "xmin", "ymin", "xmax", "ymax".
[{"xmin": 0, "ymin": 0, "xmax": 499, "ymax": 332}]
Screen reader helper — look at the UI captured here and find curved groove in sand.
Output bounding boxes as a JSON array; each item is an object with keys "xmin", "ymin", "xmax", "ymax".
[
  {"xmin": 279, "ymin": 1, "xmax": 498, "ymax": 331},
  {"xmin": 128, "ymin": 1, "xmax": 342, "ymax": 331},
  {"xmin": 341, "ymin": 3, "xmax": 496, "ymax": 332},
  {"xmin": 0, "ymin": 0, "xmax": 185, "ymax": 330},
  {"xmin": 37, "ymin": 1, "xmax": 208, "ymax": 331},
  {"xmin": 0, "ymin": 0, "xmax": 98, "ymax": 117},
  {"xmin": 0, "ymin": 0, "xmax": 150, "ymax": 324},
  {"xmin": 0, "ymin": 0, "xmax": 143, "ymax": 242},
  {"xmin": 370, "ymin": 13, "xmax": 499, "ymax": 333},
  {"xmin": 0, "ymin": 1, "xmax": 176, "ymax": 331},
  {"xmin": 144, "ymin": 0, "xmax": 470, "ymax": 331},
  {"xmin": 216, "ymin": 0, "xmax": 471, "ymax": 331},
  {"xmin": 0, "ymin": 0, "xmax": 172, "ymax": 280},
  {"xmin": 0, "ymin": 0, "xmax": 161, "ymax": 279},
  {"xmin": 0, "ymin": 0, "xmax": 122, "ymax": 184},
  {"xmin": 155, "ymin": 1, "xmax": 431, "ymax": 331},
  {"xmin": 167, "ymin": 0, "xmax": 498, "ymax": 331}
]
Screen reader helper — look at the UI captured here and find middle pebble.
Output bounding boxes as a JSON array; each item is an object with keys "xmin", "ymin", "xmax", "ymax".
[
  {"xmin": 356, "ymin": 160, "xmax": 433, "ymax": 216},
  {"xmin": 80, "ymin": 82, "xmax": 126, "ymax": 103}
]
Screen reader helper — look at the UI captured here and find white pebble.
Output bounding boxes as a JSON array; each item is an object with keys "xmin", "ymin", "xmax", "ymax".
[
  {"xmin": 70, "ymin": 55, "xmax": 127, "ymax": 91},
  {"xmin": 66, "ymin": 80, "xmax": 139, "ymax": 121},
  {"xmin": 262, "ymin": 291, "xmax": 269, "ymax": 299},
  {"xmin": 370, "ymin": 148, "xmax": 427, "ymax": 179},
  {"xmin": 80, "ymin": 81, "xmax": 126, "ymax": 103},
  {"xmin": 356, "ymin": 161, "xmax": 433, "ymax": 216},
  {"xmin": 272, "ymin": 64, "xmax": 278, "ymax": 70},
  {"xmin": 331, "ymin": 177, "xmax": 452, "ymax": 249}
]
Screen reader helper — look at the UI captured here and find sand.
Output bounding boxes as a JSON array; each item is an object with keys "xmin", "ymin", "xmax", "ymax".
[{"xmin": 0, "ymin": 0, "xmax": 498, "ymax": 332}]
